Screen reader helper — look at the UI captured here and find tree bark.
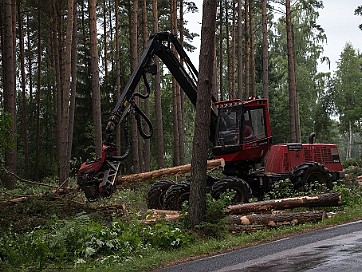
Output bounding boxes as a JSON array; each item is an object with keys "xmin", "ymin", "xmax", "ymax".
[
  {"xmin": 229, "ymin": 211, "xmax": 326, "ymax": 226},
  {"xmin": 218, "ymin": 0, "xmax": 224, "ymax": 100},
  {"xmin": 115, "ymin": 0, "xmax": 121, "ymax": 149},
  {"xmin": 225, "ymin": 193, "xmax": 342, "ymax": 215},
  {"xmin": 225, "ymin": 0, "xmax": 231, "ymax": 98},
  {"xmin": 249, "ymin": 0, "xmax": 256, "ymax": 97},
  {"xmin": 142, "ymin": 0, "xmax": 151, "ymax": 171},
  {"xmin": 171, "ymin": 0, "xmax": 182, "ymax": 166},
  {"xmin": 17, "ymin": 1, "xmax": 30, "ymax": 178},
  {"xmin": 244, "ymin": 0, "xmax": 250, "ymax": 98},
  {"xmin": 118, "ymin": 159, "xmax": 224, "ymax": 184},
  {"xmin": 230, "ymin": 0, "xmax": 236, "ymax": 98},
  {"xmin": 68, "ymin": 0, "xmax": 78, "ymax": 166},
  {"xmin": 152, "ymin": 0, "xmax": 165, "ymax": 168},
  {"xmin": 129, "ymin": 0, "xmax": 140, "ymax": 173},
  {"xmin": 236, "ymin": 0, "xmax": 243, "ymax": 99},
  {"xmin": 89, "ymin": 0, "xmax": 102, "ymax": 157},
  {"xmin": 189, "ymin": 0, "xmax": 217, "ymax": 228},
  {"xmin": 262, "ymin": 0, "xmax": 269, "ymax": 99},
  {"xmin": 286, "ymin": 0, "xmax": 298, "ymax": 143},
  {"xmin": 103, "ymin": 0, "xmax": 108, "ymax": 80},
  {"xmin": 3, "ymin": 0, "xmax": 17, "ymax": 189},
  {"xmin": 35, "ymin": 0, "xmax": 41, "ymax": 180},
  {"xmin": 178, "ymin": 0, "xmax": 185, "ymax": 165},
  {"xmin": 56, "ymin": 0, "xmax": 74, "ymax": 186}
]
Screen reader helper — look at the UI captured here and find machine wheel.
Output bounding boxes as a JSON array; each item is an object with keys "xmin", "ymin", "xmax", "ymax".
[
  {"xmin": 163, "ymin": 182, "xmax": 190, "ymax": 210},
  {"xmin": 147, "ymin": 180, "xmax": 175, "ymax": 209},
  {"xmin": 291, "ymin": 162, "xmax": 333, "ymax": 191},
  {"xmin": 211, "ymin": 177, "xmax": 251, "ymax": 204}
]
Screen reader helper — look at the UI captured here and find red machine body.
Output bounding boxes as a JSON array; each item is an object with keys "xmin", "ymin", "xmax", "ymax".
[
  {"xmin": 265, "ymin": 143, "xmax": 344, "ymax": 175},
  {"xmin": 212, "ymin": 98, "xmax": 272, "ymax": 166},
  {"xmin": 77, "ymin": 32, "xmax": 344, "ymax": 208}
]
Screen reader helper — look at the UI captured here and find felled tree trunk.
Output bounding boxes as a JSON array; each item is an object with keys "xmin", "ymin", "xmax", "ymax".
[
  {"xmin": 225, "ymin": 193, "xmax": 342, "ymax": 215},
  {"xmin": 229, "ymin": 211, "xmax": 326, "ymax": 227},
  {"xmin": 118, "ymin": 159, "xmax": 224, "ymax": 184}
]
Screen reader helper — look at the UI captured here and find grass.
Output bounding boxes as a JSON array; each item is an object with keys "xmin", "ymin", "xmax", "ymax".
[
  {"xmin": 1, "ymin": 168, "xmax": 362, "ymax": 272},
  {"xmin": 62, "ymin": 205, "xmax": 362, "ymax": 272}
]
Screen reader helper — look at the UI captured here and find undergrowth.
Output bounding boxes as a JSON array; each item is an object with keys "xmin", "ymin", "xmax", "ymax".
[{"xmin": 1, "ymin": 165, "xmax": 362, "ymax": 271}]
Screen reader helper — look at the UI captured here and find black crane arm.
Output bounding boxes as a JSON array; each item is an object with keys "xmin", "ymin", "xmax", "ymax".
[{"xmin": 105, "ymin": 32, "xmax": 217, "ymax": 147}]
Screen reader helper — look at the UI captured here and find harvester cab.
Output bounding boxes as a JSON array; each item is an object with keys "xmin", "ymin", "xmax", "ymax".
[{"xmin": 213, "ymin": 98, "xmax": 272, "ymax": 175}]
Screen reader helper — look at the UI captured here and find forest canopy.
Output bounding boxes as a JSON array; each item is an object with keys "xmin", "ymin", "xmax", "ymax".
[{"xmin": 0, "ymin": 0, "xmax": 361, "ymax": 187}]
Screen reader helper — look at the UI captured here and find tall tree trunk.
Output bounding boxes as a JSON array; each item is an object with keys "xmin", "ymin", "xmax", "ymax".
[
  {"xmin": 129, "ymin": 0, "xmax": 140, "ymax": 173},
  {"xmin": 108, "ymin": 0, "xmax": 114, "ymax": 72},
  {"xmin": 68, "ymin": 0, "xmax": 78, "ymax": 164},
  {"xmin": 57, "ymin": 0, "xmax": 74, "ymax": 186},
  {"xmin": 18, "ymin": 1, "xmax": 30, "ymax": 178},
  {"xmin": 286, "ymin": 0, "xmax": 298, "ymax": 142},
  {"xmin": 142, "ymin": 0, "xmax": 151, "ymax": 171},
  {"xmin": 236, "ymin": 0, "xmax": 243, "ymax": 99},
  {"xmin": 244, "ymin": 0, "xmax": 250, "ymax": 98},
  {"xmin": 189, "ymin": 0, "xmax": 217, "ymax": 228},
  {"xmin": 249, "ymin": 0, "xmax": 256, "ymax": 96},
  {"xmin": 262, "ymin": 0, "xmax": 269, "ymax": 99},
  {"xmin": 152, "ymin": 0, "xmax": 165, "ymax": 168},
  {"xmin": 179, "ymin": 0, "xmax": 185, "ymax": 165},
  {"xmin": 225, "ymin": 0, "xmax": 231, "ymax": 98},
  {"xmin": 170, "ymin": 0, "xmax": 181, "ymax": 166},
  {"xmin": 115, "ymin": 0, "xmax": 121, "ymax": 149},
  {"xmin": 89, "ymin": 0, "xmax": 102, "ymax": 157},
  {"xmin": 231, "ymin": 0, "xmax": 236, "ymax": 98},
  {"xmin": 218, "ymin": 0, "xmax": 224, "ymax": 100},
  {"xmin": 35, "ymin": 0, "xmax": 41, "ymax": 180},
  {"xmin": 26, "ymin": 14, "xmax": 33, "ymax": 106},
  {"xmin": 3, "ymin": 0, "xmax": 17, "ymax": 189},
  {"xmin": 103, "ymin": 0, "xmax": 108, "ymax": 80}
]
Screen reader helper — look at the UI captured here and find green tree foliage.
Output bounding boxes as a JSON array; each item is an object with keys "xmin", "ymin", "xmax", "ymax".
[
  {"xmin": 331, "ymin": 43, "xmax": 362, "ymax": 158},
  {"xmin": 268, "ymin": 0, "xmax": 335, "ymax": 144},
  {"xmin": 1, "ymin": 0, "xmax": 361, "ymax": 184},
  {"xmin": 355, "ymin": 5, "xmax": 362, "ymax": 30}
]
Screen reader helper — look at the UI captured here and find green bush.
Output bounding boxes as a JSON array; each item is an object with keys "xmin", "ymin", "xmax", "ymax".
[
  {"xmin": 334, "ymin": 183, "xmax": 362, "ymax": 207},
  {"xmin": 265, "ymin": 179, "xmax": 295, "ymax": 199},
  {"xmin": 0, "ymin": 214, "xmax": 192, "ymax": 270}
]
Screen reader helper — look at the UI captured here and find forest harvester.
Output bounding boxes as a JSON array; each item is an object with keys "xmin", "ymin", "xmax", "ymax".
[{"xmin": 77, "ymin": 32, "xmax": 344, "ymax": 209}]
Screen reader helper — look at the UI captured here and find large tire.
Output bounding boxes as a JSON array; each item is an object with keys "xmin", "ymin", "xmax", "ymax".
[
  {"xmin": 291, "ymin": 162, "xmax": 333, "ymax": 191},
  {"xmin": 147, "ymin": 180, "xmax": 175, "ymax": 209},
  {"xmin": 163, "ymin": 182, "xmax": 190, "ymax": 210},
  {"xmin": 211, "ymin": 177, "xmax": 251, "ymax": 204}
]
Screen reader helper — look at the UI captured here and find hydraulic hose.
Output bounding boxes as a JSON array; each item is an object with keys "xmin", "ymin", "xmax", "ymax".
[{"xmin": 132, "ymin": 101, "xmax": 153, "ymax": 139}]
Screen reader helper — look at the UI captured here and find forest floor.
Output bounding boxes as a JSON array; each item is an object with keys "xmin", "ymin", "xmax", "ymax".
[
  {"xmin": 0, "ymin": 181, "xmax": 138, "ymax": 235},
  {"xmin": 1, "ymin": 166, "xmax": 362, "ymax": 272}
]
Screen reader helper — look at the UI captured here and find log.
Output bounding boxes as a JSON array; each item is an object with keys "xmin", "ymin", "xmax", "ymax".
[
  {"xmin": 225, "ymin": 192, "xmax": 342, "ymax": 215},
  {"xmin": 228, "ymin": 211, "xmax": 326, "ymax": 227},
  {"xmin": 143, "ymin": 209, "xmax": 182, "ymax": 224},
  {"xmin": 118, "ymin": 159, "xmax": 225, "ymax": 184}
]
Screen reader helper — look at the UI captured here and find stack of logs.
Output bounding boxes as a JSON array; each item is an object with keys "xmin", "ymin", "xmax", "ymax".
[{"xmin": 146, "ymin": 192, "xmax": 342, "ymax": 232}]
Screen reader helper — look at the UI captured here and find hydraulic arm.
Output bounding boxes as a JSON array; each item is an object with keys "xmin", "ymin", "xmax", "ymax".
[
  {"xmin": 78, "ymin": 32, "xmax": 217, "ymax": 200},
  {"xmin": 104, "ymin": 32, "xmax": 217, "ymax": 146}
]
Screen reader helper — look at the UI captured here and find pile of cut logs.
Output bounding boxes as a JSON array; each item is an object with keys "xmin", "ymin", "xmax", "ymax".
[{"xmin": 145, "ymin": 192, "xmax": 342, "ymax": 232}]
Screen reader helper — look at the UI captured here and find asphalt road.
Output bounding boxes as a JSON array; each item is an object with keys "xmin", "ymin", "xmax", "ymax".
[{"xmin": 156, "ymin": 220, "xmax": 362, "ymax": 272}]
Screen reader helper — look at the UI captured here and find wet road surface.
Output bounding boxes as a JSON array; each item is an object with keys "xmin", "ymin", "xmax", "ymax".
[{"xmin": 156, "ymin": 220, "xmax": 362, "ymax": 272}]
